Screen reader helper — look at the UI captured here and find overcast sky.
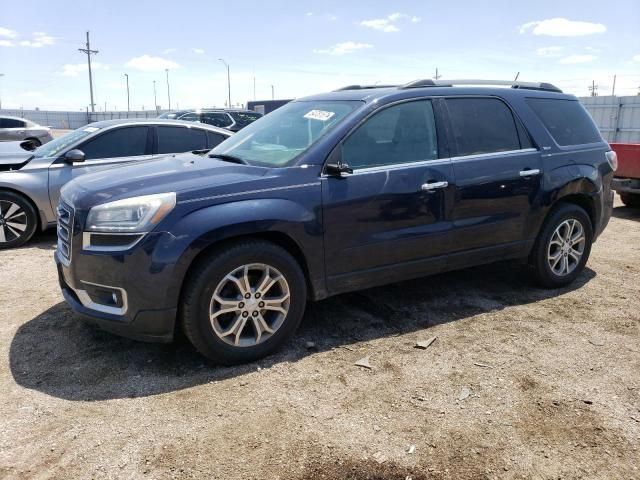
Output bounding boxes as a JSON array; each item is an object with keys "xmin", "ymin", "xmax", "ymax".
[{"xmin": 1, "ymin": 0, "xmax": 639, "ymax": 111}]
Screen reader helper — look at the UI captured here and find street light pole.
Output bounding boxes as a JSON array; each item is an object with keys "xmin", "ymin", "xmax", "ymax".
[
  {"xmin": 165, "ymin": 68, "xmax": 171, "ymax": 110},
  {"xmin": 218, "ymin": 58, "xmax": 231, "ymax": 108},
  {"xmin": 271, "ymin": 84, "xmax": 274, "ymax": 100},
  {"xmin": 153, "ymin": 80, "xmax": 157, "ymax": 111},
  {"xmin": 124, "ymin": 73, "xmax": 130, "ymax": 112}
]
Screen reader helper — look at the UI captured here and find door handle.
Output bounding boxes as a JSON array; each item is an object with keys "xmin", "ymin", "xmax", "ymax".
[
  {"xmin": 421, "ymin": 181, "xmax": 448, "ymax": 191},
  {"xmin": 519, "ymin": 169, "xmax": 540, "ymax": 177}
]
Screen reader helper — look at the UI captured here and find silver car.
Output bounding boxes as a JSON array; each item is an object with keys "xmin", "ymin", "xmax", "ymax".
[
  {"xmin": 0, "ymin": 115, "xmax": 53, "ymax": 146},
  {"xmin": 0, "ymin": 119, "xmax": 232, "ymax": 248}
]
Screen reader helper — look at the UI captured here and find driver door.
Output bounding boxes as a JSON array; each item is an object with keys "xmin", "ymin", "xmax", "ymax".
[{"xmin": 48, "ymin": 125, "xmax": 152, "ymax": 210}]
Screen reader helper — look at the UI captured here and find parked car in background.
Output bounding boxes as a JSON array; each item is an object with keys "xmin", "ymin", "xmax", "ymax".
[
  {"xmin": 55, "ymin": 79, "xmax": 615, "ymax": 365},
  {"xmin": 610, "ymin": 143, "xmax": 640, "ymax": 207},
  {"xmin": 0, "ymin": 115, "xmax": 53, "ymax": 147},
  {"xmin": 158, "ymin": 108, "xmax": 262, "ymax": 131},
  {"xmin": 0, "ymin": 119, "xmax": 232, "ymax": 248}
]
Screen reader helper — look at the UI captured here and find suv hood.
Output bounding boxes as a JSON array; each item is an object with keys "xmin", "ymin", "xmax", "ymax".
[
  {"xmin": 0, "ymin": 141, "xmax": 34, "ymax": 169},
  {"xmin": 61, "ymin": 153, "xmax": 274, "ymax": 210}
]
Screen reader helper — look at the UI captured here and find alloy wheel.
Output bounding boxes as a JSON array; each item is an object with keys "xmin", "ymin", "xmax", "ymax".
[
  {"xmin": 208, "ymin": 263, "xmax": 290, "ymax": 347},
  {"xmin": 0, "ymin": 200, "xmax": 28, "ymax": 244},
  {"xmin": 547, "ymin": 218, "xmax": 585, "ymax": 276}
]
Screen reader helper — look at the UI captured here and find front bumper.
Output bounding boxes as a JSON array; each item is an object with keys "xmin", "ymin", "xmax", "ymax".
[
  {"xmin": 54, "ymin": 232, "xmax": 179, "ymax": 343},
  {"xmin": 612, "ymin": 178, "xmax": 640, "ymax": 195}
]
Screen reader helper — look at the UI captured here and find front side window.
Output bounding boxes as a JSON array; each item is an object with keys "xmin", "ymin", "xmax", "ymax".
[
  {"xmin": 342, "ymin": 100, "xmax": 439, "ymax": 169},
  {"xmin": 207, "ymin": 131, "xmax": 227, "ymax": 148},
  {"xmin": 202, "ymin": 112, "xmax": 233, "ymax": 128},
  {"xmin": 157, "ymin": 126, "xmax": 207, "ymax": 154},
  {"xmin": 527, "ymin": 98, "xmax": 602, "ymax": 146},
  {"xmin": 79, "ymin": 126, "xmax": 149, "ymax": 160},
  {"xmin": 446, "ymin": 98, "xmax": 521, "ymax": 156},
  {"xmin": 210, "ymin": 100, "xmax": 361, "ymax": 167}
]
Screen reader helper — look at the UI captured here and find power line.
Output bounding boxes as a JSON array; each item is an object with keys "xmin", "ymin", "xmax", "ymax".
[{"xmin": 78, "ymin": 31, "xmax": 98, "ymax": 112}]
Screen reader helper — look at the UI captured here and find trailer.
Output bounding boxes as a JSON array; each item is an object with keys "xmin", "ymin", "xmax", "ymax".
[{"xmin": 611, "ymin": 143, "xmax": 640, "ymax": 208}]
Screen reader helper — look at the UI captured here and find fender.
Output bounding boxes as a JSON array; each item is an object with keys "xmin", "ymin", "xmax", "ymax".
[
  {"xmin": 158, "ymin": 197, "xmax": 325, "ymax": 305},
  {"xmin": 533, "ymin": 163, "xmax": 600, "ymax": 236},
  {"xmin": 0, "ymin": 177, "xmax": 50, "ymax": 230}
]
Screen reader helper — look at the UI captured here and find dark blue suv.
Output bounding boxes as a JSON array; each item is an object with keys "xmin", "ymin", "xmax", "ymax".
[{"xmin": 55, "ymin": 79, "xmax": 616, "ymax": 364}]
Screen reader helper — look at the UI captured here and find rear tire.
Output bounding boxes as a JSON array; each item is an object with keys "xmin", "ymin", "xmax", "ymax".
[
  {"xmin": 180, "ymin": 240, "xmax": 307, "ymax": 365},
  {"xmin": 0, "ymin": 191, "xmax": 38, "ymax": 249},
  {"xmin": 620, "ymin": 193, "xmax": 640, "ymax": 208},
  {"xmin": 530, "ymin": 203, "xmax": 593, "ymax": 288},
  {"xmin": 25, "ymin": 137, "xmax": 42, "ymax": 147}
]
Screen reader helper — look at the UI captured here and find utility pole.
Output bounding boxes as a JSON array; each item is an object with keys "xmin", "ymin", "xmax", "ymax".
[
  {"xmin": 153, "ymin": 80, "xmax": 157, "ymax": 111},
  {"xmin": 124, "ymin": 73, "xmax": 130, "ymax": 112},
  {"xmin": 433, "ymin": 68, "xmax": 442, "ymax": 80},
  {"xmin": 218, "ymin": 58, "xmax": 231, "ymax": 108},
  {"xmin": 78, "ymin": 31, "xmax": 98, "ymax": 112},
  {"xmin": 165, "ymin": 69, "xmax": 171, "ymax": 110},
  {"xmin": 589, "ymin": 80, "xmax": 598, "ymax": 97},
  {"xmin": 611, "ymin": 74, "xmax": 617, "ymax": 96},
  {"xmin": 253, "ymin": 75, "xmax": 256, "ymax": 101},
  {"xmin": 0, "ymin": 73, "xmax": 4, "ymax": 110},
  {"xmin": 271, "ymin": 84, "xmax": 274, "ymax": 100}
]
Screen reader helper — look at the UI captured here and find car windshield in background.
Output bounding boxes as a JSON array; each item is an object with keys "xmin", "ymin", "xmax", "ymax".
[
  {"xmin": 32, "ymin": 126, "xmax": 99, "ymax": 158},
  {"xmin": 210, "ymin": 101, "xmax": 361, "ymax": 167}
]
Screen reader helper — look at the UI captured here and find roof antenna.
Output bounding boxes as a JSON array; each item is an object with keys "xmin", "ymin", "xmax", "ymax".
[{"xmin": 514, "ymin": 72, "xmax": 520, "ymax": 81}]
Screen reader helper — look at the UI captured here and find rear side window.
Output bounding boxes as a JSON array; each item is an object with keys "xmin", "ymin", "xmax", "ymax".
[
  {"xmin": 202, "ymin": 112, "xmax": 233, "ymax": 128},
  {"xmin": 229, "ymin": 111, "xmax": 262, "ymax": 128},
  {"xmin": 0, "ymin": 118, "xmax": 26, "ymax": 128},
  {"xmin": 80, "ymin": 126, "xmax": 149, "ymax": 160},
  {"xmin": 206, "ymin": 131, "xmax": 227, "ymax": 148},
  {"xmin": 157, "ymin": 126, "xmax": 207, "ymax": 154},
  {"xmin": 446, "ymin": 98, "xmax": 521, "ymax": 156},
  {"xmin": 527, "ymin": 98, "xmax": 601, "ymax": 146}
]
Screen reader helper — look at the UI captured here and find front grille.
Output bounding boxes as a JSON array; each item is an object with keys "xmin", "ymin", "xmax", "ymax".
[{"xmin": 56, "ymin": 202, "xmax": 74, "ymax": 263}]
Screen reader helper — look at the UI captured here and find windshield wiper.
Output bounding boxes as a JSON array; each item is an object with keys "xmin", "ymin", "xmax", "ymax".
[{"xmin": 208, "ymin": 153, "xmax": 248, "ymax": 165}]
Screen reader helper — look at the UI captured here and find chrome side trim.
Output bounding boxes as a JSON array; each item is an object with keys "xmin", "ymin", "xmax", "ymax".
[
  {"xmin": 75, "ymin": 281, "xmax": 129, "ymax": 316},
  {"xmin": 178, "ymin": 182, "xmax": 321, "ymax": 204},
  {"xmin": 449, "ymin": 148, "xmax": 537, "ymax": 162}
]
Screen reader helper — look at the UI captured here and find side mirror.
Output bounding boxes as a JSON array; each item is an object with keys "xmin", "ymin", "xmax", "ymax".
[
  {"xmin": 63, "ymin": 149, "xmax": 85, "ymax": 164},
  {"xmin": 325, "ymin": 162, "xmax": 353, "ymax": 177}
]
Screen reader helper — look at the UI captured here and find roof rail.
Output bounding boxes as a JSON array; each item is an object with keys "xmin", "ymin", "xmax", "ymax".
[
  {"xmin": 399, "ymin": 79, "xmax": 563, "ymax": 93},
  {"xmin": 334, "ymin": 84, "xmax": 398, "ymax": 91}
]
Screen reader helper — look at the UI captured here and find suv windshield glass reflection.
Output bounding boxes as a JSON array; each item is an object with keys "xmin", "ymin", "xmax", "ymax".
[
  {"xmin": 33, "ymin": 127, "xmax": 99, "ymax": 159},
  {"xmin": 210, "ymin": 100, "xmax": 361, "ymax": 167}
]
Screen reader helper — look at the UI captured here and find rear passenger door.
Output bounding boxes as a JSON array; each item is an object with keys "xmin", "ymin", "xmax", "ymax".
[
  {"xmin": 444, "ymin": 97, "xmax": 542, "ymax": 265},
  {"xmin": 156, "ymin": 125, "xmax": 208, "ymax": 154}
]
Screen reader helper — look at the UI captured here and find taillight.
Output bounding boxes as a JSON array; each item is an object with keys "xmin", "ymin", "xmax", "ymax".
[{"xmin": 606, "ymin": 150, "xmax": 618, "ymax": 171}]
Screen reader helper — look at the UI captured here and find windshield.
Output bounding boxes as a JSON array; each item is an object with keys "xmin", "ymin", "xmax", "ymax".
[
  {"xmin": 33, "ymin": 126, "xmax": 100, "ymax": 158},
  {"xmin": 210, "ymin": 100, "xmax": 361, "ymax": 167}
]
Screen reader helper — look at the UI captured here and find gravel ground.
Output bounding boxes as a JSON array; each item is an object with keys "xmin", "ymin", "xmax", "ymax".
[{"xmin": 0, "ymin": 199, "xmax": 638, "ymax": 479}]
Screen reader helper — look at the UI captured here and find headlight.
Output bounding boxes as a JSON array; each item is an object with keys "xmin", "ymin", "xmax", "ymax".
[{"xmin": 85, "ymin": 192, "xmax": 176, "ymax": 232}]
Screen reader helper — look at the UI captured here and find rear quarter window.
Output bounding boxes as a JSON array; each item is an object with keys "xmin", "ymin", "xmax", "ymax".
[{"xmin": 526, "ymin": 98, "xmax": 602, "ymax": 146}]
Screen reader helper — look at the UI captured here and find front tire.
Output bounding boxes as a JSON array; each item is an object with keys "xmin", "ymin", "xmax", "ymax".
[
  {"xmin": 180, "ymin": 240, "xmax": 307, "ymax": 364},
  {"xmin": 530, "ymin": 203, "xmax": 593, "ymax": 288},
  {"xmin": 0, "ymin": 191, "xmax": 38, "ymax": 249}
]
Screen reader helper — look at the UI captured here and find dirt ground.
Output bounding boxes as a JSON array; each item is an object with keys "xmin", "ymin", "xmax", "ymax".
[{"xmin": 0, "ymin": 199, "xmax": 638, "ymax": 480}]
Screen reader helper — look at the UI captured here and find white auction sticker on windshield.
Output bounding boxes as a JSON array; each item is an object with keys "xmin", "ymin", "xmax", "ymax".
[
  {"xmin": 83, "ymin": 127, "xmax": 100, "ymax": 132},
  {"xmin": 304, "ymin": 110, "xmax": 335, "ymax": 121}
]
